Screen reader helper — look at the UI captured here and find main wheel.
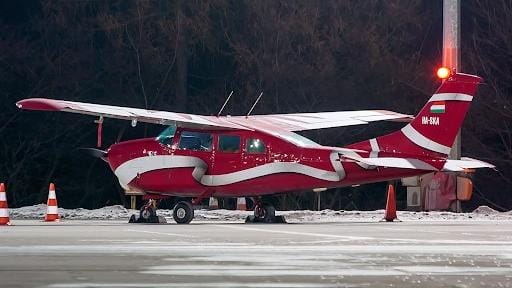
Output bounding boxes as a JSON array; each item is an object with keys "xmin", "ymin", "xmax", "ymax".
[
  {"xmin": 173, "ymin": 201, "xmax": 194, "ymax": 224},
  {"xmin": 140, "ymin": 205, "xmax": 157, "ymax": 223},
  {"xmin": 253, "ymin": 203, "xmax": 275, "ymax": 223}
]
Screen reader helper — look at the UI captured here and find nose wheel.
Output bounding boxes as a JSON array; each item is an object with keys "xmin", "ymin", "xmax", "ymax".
[{"xmin": 173, "ymin": 201, "xmax": 194, "ymax": 224}]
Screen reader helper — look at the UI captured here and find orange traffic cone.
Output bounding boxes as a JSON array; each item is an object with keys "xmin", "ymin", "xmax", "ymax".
[
  {"xmin": 236, "ymin": 197, "xmax": 247, "ymax": 211},
  {"xmin": 0, "ymin": 183, "xmax": 11, "ymax": 225},
  {"xmin": 44, "ymin": 183, "xmax": 60, "ymax": 222},
  {"xmin": 208, "ymin": 197, "xmax": 219, "ymax": 209},
  {"xmin": 383, "ymin": 183, "xmax": 398, "ymax": 222}
]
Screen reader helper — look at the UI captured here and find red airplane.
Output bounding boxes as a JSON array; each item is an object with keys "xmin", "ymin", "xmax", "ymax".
[{"xmin": 16, "ymin": 72, "xmax": 493, "ymax": 224}]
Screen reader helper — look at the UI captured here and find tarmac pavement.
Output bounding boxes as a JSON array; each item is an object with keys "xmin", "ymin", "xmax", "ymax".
[{"xmin": 1, "ymin": 219, "xmax": 512, "ymax": 287}]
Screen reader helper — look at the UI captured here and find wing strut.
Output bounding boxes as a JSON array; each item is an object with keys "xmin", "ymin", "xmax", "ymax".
[{"xmin": 94, "ymin": 116, "xmax": 104, "ymax": 148}]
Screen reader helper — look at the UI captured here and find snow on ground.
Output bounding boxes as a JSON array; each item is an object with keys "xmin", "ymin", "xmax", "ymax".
[{"xmin": 8, "ymin": 204, "xmax": 512, "ymax": 222}]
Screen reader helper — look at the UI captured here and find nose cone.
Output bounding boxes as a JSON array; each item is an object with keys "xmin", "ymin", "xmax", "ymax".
[
  {"xmin": 106, "ymin": 137, "xmax": 163, "ymax": 178},
  {"xmin": 106, "ymin": 138, "xmax": 165, "ymax": 191}
]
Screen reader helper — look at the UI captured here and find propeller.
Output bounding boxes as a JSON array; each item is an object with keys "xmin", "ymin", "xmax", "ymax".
[{"xmin": 78, "ymin": 148, "xmax": 108, "ymax": 162}]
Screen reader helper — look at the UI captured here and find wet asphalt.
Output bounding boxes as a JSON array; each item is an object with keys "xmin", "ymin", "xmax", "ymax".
[{"xmin": 1, "ymin": 219, "xmax": 512, "ymax": 287}]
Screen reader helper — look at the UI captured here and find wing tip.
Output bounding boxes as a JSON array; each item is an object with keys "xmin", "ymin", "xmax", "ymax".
[{"xmin": 16, "ymin": 98, "xmax": 64, "ymax": 111}]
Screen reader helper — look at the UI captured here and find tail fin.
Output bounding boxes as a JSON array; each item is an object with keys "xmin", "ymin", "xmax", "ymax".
[{"xmin": 348, "ymin": 73, "xmax": 482, "ymax": 158}]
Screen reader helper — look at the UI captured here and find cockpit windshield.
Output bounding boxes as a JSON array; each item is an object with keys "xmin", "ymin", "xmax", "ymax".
[{"xmin": 156, "ymin": 125, "xmax": 177, "ymax": 146}]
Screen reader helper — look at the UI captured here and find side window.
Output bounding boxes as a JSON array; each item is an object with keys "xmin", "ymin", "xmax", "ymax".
[
  {"xmin": 178, "ymin": 131, "xmax": 213, "ymax": 152},
  {"xmin": 218, "ymin": 135, "xmax": 241, "ymax": 153},
  {"xmin": 246, "ymin": 138, "xmax": 265, "ymax": 154}
]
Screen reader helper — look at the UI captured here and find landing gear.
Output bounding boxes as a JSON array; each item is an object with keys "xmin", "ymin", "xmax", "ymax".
[
  {"xmin": 253, "ymin": 203, "xmax": 276, "ymax": 223},
  {"xmin": 140, "ymin": 204, "xmax": 157, "ymax": 222},
  {"xmin": 173, "ymin": 201, "xmax": 194, "ymax": 224},
  {"xmin": 245, "ymin": 199, "xmax": 286, "ymax": 224},
  {"xmin": 129, "ymin": 199, "xmax": 167, "ymax": 224}
]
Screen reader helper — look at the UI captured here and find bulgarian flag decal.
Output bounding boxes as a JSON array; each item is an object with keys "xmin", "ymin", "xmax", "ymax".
[{"xmin": 430, "ymin": 101, "xmax": 446, "ymax": 114}]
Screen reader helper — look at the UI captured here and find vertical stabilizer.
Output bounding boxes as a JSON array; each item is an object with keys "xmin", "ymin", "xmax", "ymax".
[{"xmin": 348, "ymin": 73, "xmax": 482, "ymax": 159}]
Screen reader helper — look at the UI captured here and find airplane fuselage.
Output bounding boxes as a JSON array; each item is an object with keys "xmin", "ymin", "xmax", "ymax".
[{"xmin": 106, "ymin": 126, "xmax": 431, "ymax": 198}]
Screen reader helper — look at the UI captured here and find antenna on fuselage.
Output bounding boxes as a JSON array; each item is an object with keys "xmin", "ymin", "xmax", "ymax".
[
  {"xmin": 246, "ymin": 92, "xmax": 263, "ymax": 118},
  {"xmin": 216, "ymin": 90, "xmax": 234, "ymax": 117}
]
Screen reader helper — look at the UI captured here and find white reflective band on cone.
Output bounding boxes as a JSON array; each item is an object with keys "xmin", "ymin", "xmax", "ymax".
[
  {"xmin": 47, "ymin": 206, "xmax": 59, "ymax": 214},
  {"xmin": 48, "ymin": 190, "xmax": 56, "ymax": 199},
  {"xmin": 0, "ymin": 193, "xmax": 6, "ymax": 201},
  {"xmin": 0, "ymin": 209, "xmax": 9, "ymax": 217}
]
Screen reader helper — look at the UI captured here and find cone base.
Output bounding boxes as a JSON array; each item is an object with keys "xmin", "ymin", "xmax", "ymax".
[
  {"xmin": 381, "ymin": 217, "xmax": 401, "ymax": 222},
  {"xmin": 44, "ymin": 214, "xmax": 60, "ymax": 222},
  {"xmin": 0, "ymin": 217, "xmax": 11, "ymax": 225}
]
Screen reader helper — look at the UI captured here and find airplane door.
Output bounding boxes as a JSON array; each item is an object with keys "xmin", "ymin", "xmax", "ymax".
[
  {"xmin": 170, "ymin": 130, "xmax": 214, "ymax": 191},
  {"xmin": 213, "ymin": 134, "xmax": 243, "ymax": 175}
]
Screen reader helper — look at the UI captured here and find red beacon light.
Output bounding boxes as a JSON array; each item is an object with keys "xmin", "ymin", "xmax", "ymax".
[{"xmin": 436, "ymin": 67, "xmax": 451, "ymax": 79}]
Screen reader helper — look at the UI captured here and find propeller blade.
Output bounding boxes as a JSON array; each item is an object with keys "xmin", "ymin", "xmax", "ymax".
[{"xmin": 78, "ymin": 148, "xmax": 108, "ymax": 161}]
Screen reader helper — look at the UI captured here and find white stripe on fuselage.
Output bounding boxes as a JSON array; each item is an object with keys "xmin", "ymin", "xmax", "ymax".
[
  {"xmin": 401, "ymin": 124, "xmax": 451, "ymax": 155},
  {"xmin": 369, "ymin": 138, "xmax": 380, "ymax": 158},
  {"xmin": 114, "ymin": 153, "xmax": 346, "ymax": 188}
]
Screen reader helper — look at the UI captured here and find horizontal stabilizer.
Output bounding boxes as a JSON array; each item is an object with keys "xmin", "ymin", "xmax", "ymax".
[
  {"xmin": 442, "ymin": 157, "xmax": 496, "ymax": 172},
  {"xmin": 341, "ymin": 155, "xmax": 438, "ymax": 171},
  {"xmin": 342, "ymin": 154, "xmax": 495, "ymax": 172}
]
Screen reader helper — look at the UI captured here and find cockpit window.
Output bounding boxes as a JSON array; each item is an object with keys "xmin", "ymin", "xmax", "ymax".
[
  {"xmin": 178, "ymin": 131, "xmax": 213, "ymax": 152},
  {"xmin": 156, "ymin": 125, "xmax": 176, "ymax": 146}
]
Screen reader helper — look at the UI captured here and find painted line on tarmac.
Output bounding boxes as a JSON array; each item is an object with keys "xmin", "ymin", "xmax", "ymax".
[
  {"xmin": 44, "ymin": 283, "xmax": 334, "ymax": 288},
  {"xmin": 123, "ymin": 229, "xmax": 193, "ymax": 238},
  {"xmin": 213, "ymin": 225, "xmax": 373, "ymax": 241}
]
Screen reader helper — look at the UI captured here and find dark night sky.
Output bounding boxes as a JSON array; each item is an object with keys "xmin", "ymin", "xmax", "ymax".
[{"xmin": 0, "ymin": 1, "xmax": 510, "ymax": 211}]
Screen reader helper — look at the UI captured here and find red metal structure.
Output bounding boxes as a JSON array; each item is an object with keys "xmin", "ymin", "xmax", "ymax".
[{"xmin": 16, "ymin": 73, "xmax": 493, "ymax": 223}]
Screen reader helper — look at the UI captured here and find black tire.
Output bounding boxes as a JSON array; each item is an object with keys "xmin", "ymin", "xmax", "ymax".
[
  {"xmin": 140, "ymin": 206, "xmax": 157, "ymax": 222},
  {"xmin": 254, "ymin": 203, "xmax": 276, "ymax": 223},
  {"xmin": 262, "ymin": 203, "xmax": 276, "ymax": 223},
  {"xmin": 173, "ymin": 201, "xmax": 194, "ymax": 224}
]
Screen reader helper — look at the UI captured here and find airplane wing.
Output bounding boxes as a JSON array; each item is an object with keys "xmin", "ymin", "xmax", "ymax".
[
  {"xmin": 15, "ymin": 98, "xmax": 248, "ymax": 130},
  {"xmin": 227, "ymin": 110, "xmax": 412, "ymax": 131},
  {"xmin": 16, "ymin": 98, "xmax": 411, "ymax": 132}
]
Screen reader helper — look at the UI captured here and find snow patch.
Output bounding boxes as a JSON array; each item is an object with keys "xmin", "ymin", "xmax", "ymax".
[
  {"xmin": 472, "ymin": 205, "xmax": 500, "ymax": 215},
  {"xmin": 8, "ymin": 205, "xmax": 512, "ymax": 222}
]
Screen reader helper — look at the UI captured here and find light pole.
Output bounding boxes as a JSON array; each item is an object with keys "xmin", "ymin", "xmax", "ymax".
[
  {"xmin": 404, "ymin": 0, "xmax": 462, "ymax": 212},
  {"xmin": 443, "ymin": 0, "xmax": 462, "ymax": 212}
]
